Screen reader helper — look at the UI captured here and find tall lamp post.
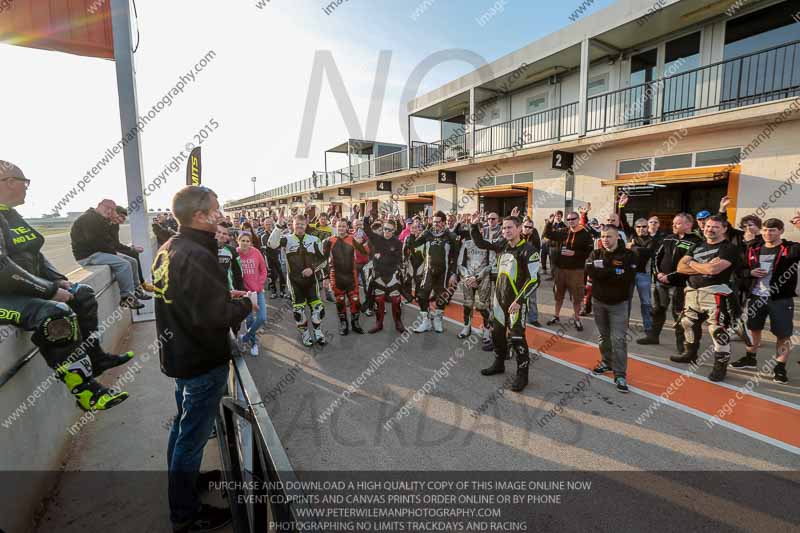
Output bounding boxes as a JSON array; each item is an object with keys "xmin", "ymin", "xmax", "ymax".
[{"xmin": 251, "ymin": 176, "xmax": 257, "ymax": 196}]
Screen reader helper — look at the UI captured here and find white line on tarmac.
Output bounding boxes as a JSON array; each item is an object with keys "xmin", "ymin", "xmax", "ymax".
[{"xmin": 429, "ymin": 308, "xmax": 800, "ymax": 457}]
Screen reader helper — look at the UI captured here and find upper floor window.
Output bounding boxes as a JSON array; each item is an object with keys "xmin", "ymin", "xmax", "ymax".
[
  {"xmin": 526, "ymin": 93, "xmax": 549, "ymax": 114},
  {"xmin": 587, "ymin": 74, "xmax": 609, "ymax": 97},
  {"xmin": 665, "ymin": 32, "xmax": 701, "ymax": 76},
  {"xmin": 725, "ymin": 0, "xmax": 800, "ymax": 59}
]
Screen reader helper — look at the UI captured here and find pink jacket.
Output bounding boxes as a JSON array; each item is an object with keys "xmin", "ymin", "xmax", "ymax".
[{"xmin": 237, "ymin": 246, "xmax": 268, "ymax": 292}]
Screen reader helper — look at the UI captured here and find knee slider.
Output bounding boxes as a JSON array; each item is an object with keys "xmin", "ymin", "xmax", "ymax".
[
  {"xmin": 36, "ymin": 305, "xmax": 79, "ymax": 345},
  {"xmin": 711, "ymin": 328, "xmax": 730, "ymax": 345},
  {"xmin": 292, "ymin": 306, "xmax": 307, "ymax": 325},
  {"xmin": 311, "ymin": 303, "xmax": 325, "ymax": 323}
]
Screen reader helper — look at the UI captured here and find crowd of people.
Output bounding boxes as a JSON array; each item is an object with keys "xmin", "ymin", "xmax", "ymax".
[
  {"xmin": 221, "ymin": 191, "xmax": 800, "ymax": 393},
  {"xmin": 3, "ymin": 161, "xmax": 800, "ymax": 530}
]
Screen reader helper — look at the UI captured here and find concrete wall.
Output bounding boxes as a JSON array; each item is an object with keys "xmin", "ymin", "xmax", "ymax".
[{"xmin": 0, "ymin": 267, "xmax": 131, "ymax": 533}]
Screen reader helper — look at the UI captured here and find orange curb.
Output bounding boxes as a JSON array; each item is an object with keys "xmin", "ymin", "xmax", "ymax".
[{"xmin": 440, "ymin": 301, "xmax": 800, "ymax": 449}]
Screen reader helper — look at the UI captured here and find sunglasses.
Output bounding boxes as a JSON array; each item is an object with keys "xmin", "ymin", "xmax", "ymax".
[
  {"xmin": 3, "ymin": 176, "xmax": 30, "ymax": 188},
  {"xmin": 382, "ymin": 227, "xmax": 395, "ymax": 231},
  {"xmin": 566, "ymin": 217, "xmax": 578, "ymax": 221},
  {"xmin": 635, "ymin": 225, "xmax": 647, "ymax": 229},
  {"xmin": 488, "ymin": 217, "xmax": 498, "ymax": 220}
]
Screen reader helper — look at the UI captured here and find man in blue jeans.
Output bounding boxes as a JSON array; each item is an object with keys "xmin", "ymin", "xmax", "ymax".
[
  {"xmin": 153, "ymin": 185, "xmax": 253, "ymax": 532},
  {"xmin": 627, "ymin": 218, "xmax": 657, "ymax": 335}
]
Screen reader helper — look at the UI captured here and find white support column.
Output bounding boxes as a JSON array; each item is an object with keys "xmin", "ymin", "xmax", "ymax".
[
  {"xmin": 407, "ymin": 115, "xmax": 412, "ymax": 170},
  {"xmin": 578, "ymin": 37, "xmax": 590, "ymax": 137},
  {"xmin": 110, "ymin": 0, "xmax": 153, "ymax": 321},
  {"xmin": 469, "ymin": 87, "xmax": 476, "ymax": 159}
]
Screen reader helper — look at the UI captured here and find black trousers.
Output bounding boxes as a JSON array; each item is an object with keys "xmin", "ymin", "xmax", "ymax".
[
  {"xmin": 266, "ymin": 253, "xmax": 284, "ymax": 293},
  {"xmin": 418, "ymin": 270, "xmax": 449, "ymax": 311},
  {"xmin": 0, "ymin": 284, "xmax": 104, "ymax": 369},
  {"xmin": 652, "ymin": 283, "xmax": 686, "ymax": 350},
  {"xmin": 491, "ymin": 297, "xmax": 529, "ymax": 370}
]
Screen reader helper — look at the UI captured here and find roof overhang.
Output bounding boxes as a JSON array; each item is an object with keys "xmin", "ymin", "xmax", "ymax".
[
  {"xmin": 408, "ymin": 0, "xmax": 768, "ymax": 121},
  {"xmin": 0, "ymin": 0, "xmax": 114, "ymax": 59},
  {"xmin": 602, "ymin": 169, "xmax": 731, "ymax": 187}
]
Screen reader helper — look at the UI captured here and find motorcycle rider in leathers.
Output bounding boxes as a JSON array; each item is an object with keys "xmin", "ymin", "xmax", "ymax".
[
  {"xmin": 0, "ymin": 161, "xmax": 132, "ymax": 412},
  {"xmin": 469, "ymin": 212, "xmax": 541, "ymax": 392}
]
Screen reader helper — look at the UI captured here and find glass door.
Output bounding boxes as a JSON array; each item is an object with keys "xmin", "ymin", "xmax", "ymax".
[{"xmin": 629, "ymin": 48, "xmax": 658, "ymax": 125}]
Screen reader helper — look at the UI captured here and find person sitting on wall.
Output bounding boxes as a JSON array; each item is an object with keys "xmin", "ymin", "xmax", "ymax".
[
  {"xmin": 70, "ymin": 199, "xmax": 145, "ymax": 310},
  {"xmin": 0, "ymin": 160, "xmax": 132, "ymax": 412}
]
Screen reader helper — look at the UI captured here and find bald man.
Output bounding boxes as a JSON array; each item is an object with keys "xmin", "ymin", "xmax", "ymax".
[
  {"xmin": 70, "ymin": 199, "xmax": 145, "ymax": 309},
  {"xmin": 0, "ymin": 161, "xmax": 131, "ymax": 411}
]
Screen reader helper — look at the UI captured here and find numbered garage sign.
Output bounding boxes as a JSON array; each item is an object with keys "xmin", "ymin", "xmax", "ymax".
[{"xmin": 552, "ymin": 150, "xmax": 573, "ymax": 170}]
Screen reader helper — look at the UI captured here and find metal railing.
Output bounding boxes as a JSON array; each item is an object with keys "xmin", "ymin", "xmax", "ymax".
[
  {"xmin": 587, "ymin": 40, "xmax": 800, "ymax": 133},
  {"xmin": 217, "ymin": 339, "xmax": 315, "ymax": 532},
  {"xmin": 473, "ymin": 101, "xmax": 580, "ymax": 156},
  {"xmin": 228, "ymin": 40, "xmax": 800, "ymax": 211}
]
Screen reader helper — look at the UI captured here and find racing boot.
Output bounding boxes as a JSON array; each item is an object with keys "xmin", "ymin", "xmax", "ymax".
[
  {"xmin": 85, "ymin": 336, "xmax": 135, "ymax": 377},
  {"xmin": 390, "ymin": 296, "xmax": 406, "ymax": 333},
  {"xmin": 369, "ymin": 296, "xmax": 385, "ymax": 334},
  {"xmin": 481, "ymin": 356, "xmax": 505, "ymax": 376},
  {"xmin": 432, "ymin": 309, "xmax": 444, "ymax": 333},
  {"xmin": 301, "ymin": 328, "xmax": 314, "ymax": 347},
  {"xmin": 708, "ymin": 353, "xmax": 730, "ymax": 382},
  {"xmin": 338, "ymin": 313, "xmax": 349, "ymax": 336},
  {"xmin": 57, "ymin": 356, "xmax": 129, "ymax": 412},
  {"xmin": 350, "ymin": 313, "xmax": 365, "ymax": 334},
  {"xmin": 414, "ymin": 312, "xmax": 432, "ymax": 333},
  {"xmin": 313, "ymin": 328, "xmax": 327, "ymax": 346},
  {"xmin": 670, "ymin": 342, "xmax": 699, "ymax": 364},
  {"xmin": 509, "ymin": 367, "xmax": 529, "ymax": 392},
  {"xmin": 510, "ymin": 348, "xmax": 530, "ymax": 392},
  {"xmin": 458, "ymin": 307, "xmax": 472, "ymax": 339}
]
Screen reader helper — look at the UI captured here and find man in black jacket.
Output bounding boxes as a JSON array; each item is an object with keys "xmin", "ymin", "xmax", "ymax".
[
  {"xmin": 627, "ymin": 218, "xmax": 658, "ymax": 336},
  {"xmin": 732, "ymin": 216, "xmax": 800, "ymax": 383},
  {"xmin": 260, "ymin": 217, "xmax": 285, "ymax": 298},
  {"xmin": 153, "ymin": 185, "xmax": 252, "ymax": 532},
  {"xmin": 637, "ymin": 213, "xmax": 702, "ymax": 351},
  {"xmin": 587, "ymin": 226, "xmax": 637, "ymax": 393},
  {"xmin": 404, "ymin": 211, "xmax": 460, "ymax": 334},
  {"xmin": 0, "ymin": 161, "xmax": 131, "ymax": 412},
  {"xmin": 543, "ymin": 211, "xmax": 594, "ymax": 331},
  {"xmin": 71, "ymin": 200, "xmax": 144, "ymax": 309},
  {"xmin": 153, "ymin": 212, "xmax": 176, "ymax": 247}
]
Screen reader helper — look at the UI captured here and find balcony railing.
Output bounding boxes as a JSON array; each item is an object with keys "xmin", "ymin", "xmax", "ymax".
[
  {"xmin": 474, "ymin": 101, "xmax": 580, "ymax": 156},
  {"xmin": 227, "ymin": 40, "xmax": 800, "ymax": 210},
  {"xmin": 587, "ymin": 39, "xmax": 800, "ymax": 133}
]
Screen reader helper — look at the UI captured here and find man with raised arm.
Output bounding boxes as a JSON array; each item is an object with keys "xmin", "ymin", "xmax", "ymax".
[
  {"xmin": 403, "ymin": 210, "xmax": 460, "ymax": 334},
  {"xmin": 268, "ymin": 213, "xmax": 327, "ymax": 346},
  {"xmin": 470, "ymin": 211, "xmax": 541, "ymax": 392}
]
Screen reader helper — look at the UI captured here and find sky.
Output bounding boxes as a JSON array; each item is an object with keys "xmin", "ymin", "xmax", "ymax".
[{"xmin": 1, "ymin": 0, "xmax": 614, "ymax": 218}]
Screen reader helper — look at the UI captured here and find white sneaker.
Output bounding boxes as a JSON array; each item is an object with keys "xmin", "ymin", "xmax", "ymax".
[
  {"xmin": 302, "ymin": 329, "xmax": 314, "ymax": 347},
  {"xmin": 458, "ymin": 324, "xmax": 471, "ymax": 339},
  {"xmin": 414, "ymin": 312, "xmax": 432, "ymax": 333},
  {"xmin": 432, "ymin": 311, "xmax": 444, "ymax": 333},
  {"xmin": 250, "ymin": 343, "xmax": 259, "ymax": 357},
  {"xmin": 314, "ymin": 328, "xmax": 327, "ymax": 345}
]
